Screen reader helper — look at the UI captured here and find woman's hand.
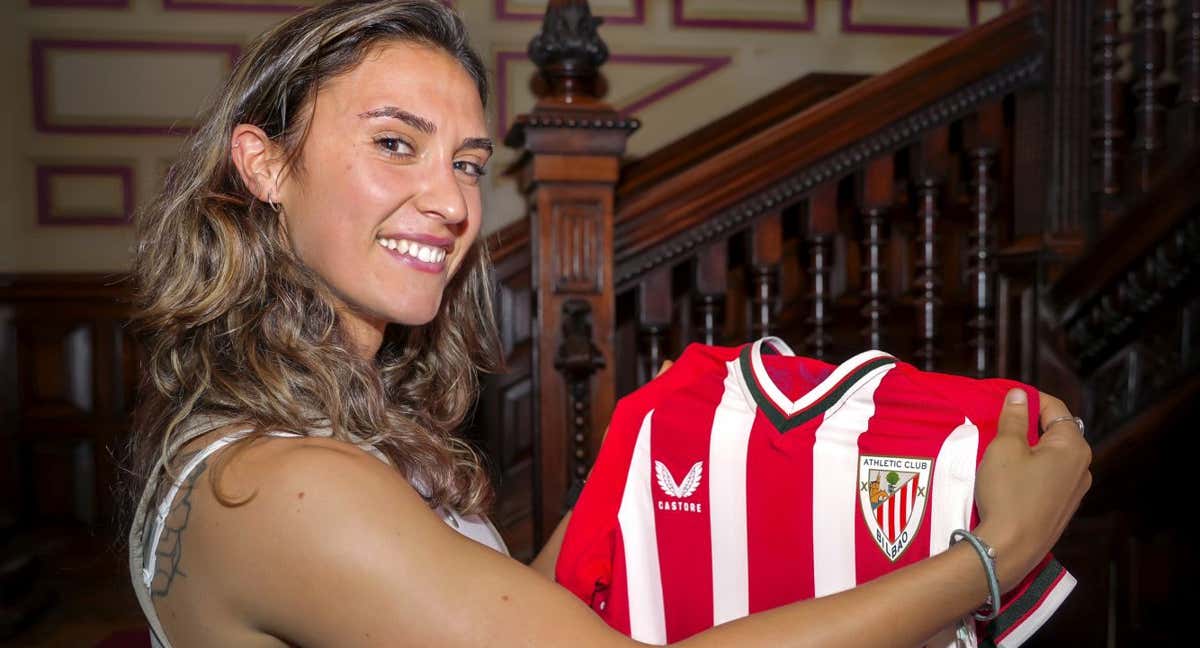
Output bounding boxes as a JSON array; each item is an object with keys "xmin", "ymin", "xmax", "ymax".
[{"xmin": 973, "ymin": 390, "xmax": 1092, "ymax": 592}]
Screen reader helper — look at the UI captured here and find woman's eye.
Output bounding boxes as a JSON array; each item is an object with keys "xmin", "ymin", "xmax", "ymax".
[
  {"xmin": 375, "ymin": 137, "xmax": 413, "ymax": 156},
  {"xmin": 454, "ymin": 160, "xmax": 487, "ymax": 179}
]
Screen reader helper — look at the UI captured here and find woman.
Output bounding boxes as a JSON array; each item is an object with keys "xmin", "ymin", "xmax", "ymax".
[{"xmin": 126, "ymin": 1, "xmax": 1092, "ymax": 646}]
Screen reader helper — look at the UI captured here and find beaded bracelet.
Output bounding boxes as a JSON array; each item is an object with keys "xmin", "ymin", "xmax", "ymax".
[{"xmin": 950, "ymin": 529, "xmax": 1001, "ymax": 622}]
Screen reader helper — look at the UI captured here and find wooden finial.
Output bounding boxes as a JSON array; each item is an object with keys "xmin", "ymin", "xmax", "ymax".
[{"xmin": 527, "ymin": 0, "xmax": 609, "ymax": 106}]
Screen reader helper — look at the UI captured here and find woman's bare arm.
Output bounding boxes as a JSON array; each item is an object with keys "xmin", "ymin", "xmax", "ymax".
[
  {"xmin": 530, "ymin": 511, "xmax": 569, "ymax": 580},
  {"xmin": 189, "ymin": 388, "xmax": 1088, "ymax": 648}
]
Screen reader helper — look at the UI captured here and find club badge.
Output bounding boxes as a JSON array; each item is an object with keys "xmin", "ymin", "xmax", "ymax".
[{"xmin": 858, "ymin": 454, "xmax": 932, "ymax": 561}]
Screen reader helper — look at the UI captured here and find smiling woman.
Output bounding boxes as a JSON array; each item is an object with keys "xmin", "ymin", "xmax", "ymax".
[{"xmin": 123, "ymin": 1, "xmax": 1092, "ymax": 647}]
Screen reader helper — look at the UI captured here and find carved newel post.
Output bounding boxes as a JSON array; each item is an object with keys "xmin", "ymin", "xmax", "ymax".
[{"xmin": 505, "ymin": 0, "xmax": 638, "ymax": 544}]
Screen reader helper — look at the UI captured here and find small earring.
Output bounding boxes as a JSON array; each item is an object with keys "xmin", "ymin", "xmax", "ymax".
[{"xmin": 267, "ymin": 193, "xmax": 281, "ymax": 213}]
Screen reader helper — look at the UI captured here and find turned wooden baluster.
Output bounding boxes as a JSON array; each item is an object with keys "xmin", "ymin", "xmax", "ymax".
[
  {"xmin": 693, "ymin": 241, "xmax": 727, "ymax": 345},
  {"xmin": 911, "ymin": 128, "xmax": 948, "ymax": 371},
  {"xmin": 859, "ymin": 157, "xmax": 892, "ymax": 351},
  {"xmin": 1131, "ymin": 0, "xmax": 1167, "ymax": 190},
  {"xmin": 964, "ymin": 104, "xmax": 1005, "ymax": 378},
  {"xmin": 806, "ymin": 183, "xmax": 837, "ymax": 360},
  {"xmin": 749, "ymin": 212, "xmax": 783, "ymax": 340},
  {"xmin": 967, "ymin": 146, "xmax": 998, "ymax": 378},
  {"xmin": 1176, "ymin": 0, "xmax": 1200, "ymax": 144},
  {"xmin": 638, "ymin": 267, "xmax": 672, "ymax": 385},
  {"xmin": 1092, "ymin": 0, "xmax": 1125, "ymax": 224}
]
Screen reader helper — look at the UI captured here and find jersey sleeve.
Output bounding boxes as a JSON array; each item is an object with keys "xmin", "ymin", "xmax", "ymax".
[
  {"xmin": 908, "ymin": 370, "xmax": 1076, "ymax": 648},
  {"xmin": 555, "ymin": 349, "xmax": 703, "ymax": 612},
  {"xmin": 978, "ymin": 554, "xmax": 1077, "ymax": 648},
  {"xmin": 555, "ymin": 394, "xmax": 642, "ymax": 610}
]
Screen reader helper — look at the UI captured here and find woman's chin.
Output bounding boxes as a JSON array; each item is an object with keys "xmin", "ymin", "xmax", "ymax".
[{"xmin": 379, "ymin": 297, "xmax": 443, "ymax": 328}]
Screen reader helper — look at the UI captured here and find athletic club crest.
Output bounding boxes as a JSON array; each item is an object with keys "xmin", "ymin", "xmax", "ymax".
[{"xmin": 858, "ymin": 454, "xmax": 932, "ymax": 561}]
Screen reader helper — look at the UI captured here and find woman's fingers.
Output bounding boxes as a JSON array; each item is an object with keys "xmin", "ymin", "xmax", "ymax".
[
  {"xmin": 1034, "ymin": 392, "xmax": 1093, "ymax": 470},
  {"xmin": 975, "ymin": 388, "xmax": 1095, "ymax": 590},
  {"xmin": 992, "ymin": 389, "xmax": 1034, "ymax": 453}
]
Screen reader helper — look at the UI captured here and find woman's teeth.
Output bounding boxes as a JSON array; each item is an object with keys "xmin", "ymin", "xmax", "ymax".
[{"xmin": 376, "ymin": 237, "xmax": 447, "ymax": 263}]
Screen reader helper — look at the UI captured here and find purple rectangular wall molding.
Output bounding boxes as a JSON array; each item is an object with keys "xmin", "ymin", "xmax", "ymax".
[{"xmin": 36, "ymin": 164, "xmax": 136, "ymax": 226}]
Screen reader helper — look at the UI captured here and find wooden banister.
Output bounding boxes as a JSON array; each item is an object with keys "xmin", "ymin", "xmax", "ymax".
[
  {"xmin": 1048, "ymin": 147, "xmax": 1200, "ymax": 373},
  {"xmin": 616, "ymin": 73, "xmax": 865, "ymax": 201},
  {"xmin": 612, "ymin": 4, "xmax": 1043, "ymax": 287}
]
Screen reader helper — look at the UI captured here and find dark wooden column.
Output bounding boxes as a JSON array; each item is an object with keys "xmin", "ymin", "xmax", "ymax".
[{"xmin": 505, "ymin": 0, "xmax": 637, "ymax": 544}]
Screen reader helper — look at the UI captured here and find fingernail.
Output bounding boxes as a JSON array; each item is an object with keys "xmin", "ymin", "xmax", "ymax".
[{"xmin": 1006, "ymin": 388, "xmax": 1027, "ymax": 405}]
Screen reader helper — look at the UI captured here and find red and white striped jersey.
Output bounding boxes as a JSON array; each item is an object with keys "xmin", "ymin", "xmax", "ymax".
[{"xmin": 557, "ymin": 338, "xmax": 1075, "ymax": 647}]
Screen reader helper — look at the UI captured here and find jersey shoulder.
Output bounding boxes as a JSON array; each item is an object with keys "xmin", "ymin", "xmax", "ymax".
[{"xmin": 888, "ymin": 362, "xmax": 1039, "ymax": 437}]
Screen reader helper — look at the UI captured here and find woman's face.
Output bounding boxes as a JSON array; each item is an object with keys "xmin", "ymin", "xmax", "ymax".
[{"xmin": 276, "ymin": 42, "xmax": 490, "ymax": 343}]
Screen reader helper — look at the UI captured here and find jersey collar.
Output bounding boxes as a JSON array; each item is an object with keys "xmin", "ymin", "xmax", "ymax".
[{"xmin": 738, "ymin": 337, "xmax": 896, "ymax": 433}]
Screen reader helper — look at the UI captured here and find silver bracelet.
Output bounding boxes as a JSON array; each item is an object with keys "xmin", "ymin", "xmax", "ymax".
[{"xmin": 950, "ymin": 529, "xmax": 1001, "ymax": 622}]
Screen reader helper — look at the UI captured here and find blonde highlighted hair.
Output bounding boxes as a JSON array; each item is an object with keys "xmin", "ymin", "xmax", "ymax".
[{"xmin": 128, "ymin": 0, "xmax": 500, "ymax": 515}]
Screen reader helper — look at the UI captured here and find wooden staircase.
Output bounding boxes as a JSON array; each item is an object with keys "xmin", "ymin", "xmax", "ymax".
[{"xmin": 472, "ymin": 0, "xmax": 1200, "ymax": 643}]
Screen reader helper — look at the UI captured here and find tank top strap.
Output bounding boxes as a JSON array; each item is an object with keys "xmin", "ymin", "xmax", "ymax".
[{"xmin": 130, "ymin": 426, "xmax": 300, "ymax": 648}]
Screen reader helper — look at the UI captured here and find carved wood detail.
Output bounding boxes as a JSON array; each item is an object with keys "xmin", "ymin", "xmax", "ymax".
[
  {"xmin": 551, "ymin": 201, "xmax": 605, "ymax": 294},
  {"xmin": 554, "ymin": 299, "xmax": 605, "ymax": 489},
  {"xmin": 1053, "ymin": 150, "xmax": 1200, "ymax": 373}
]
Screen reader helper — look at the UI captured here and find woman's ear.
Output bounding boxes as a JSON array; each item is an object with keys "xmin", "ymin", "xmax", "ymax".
[{"xmin": 230, "ymin": 124, "xmax": 283, "ymax": 205}]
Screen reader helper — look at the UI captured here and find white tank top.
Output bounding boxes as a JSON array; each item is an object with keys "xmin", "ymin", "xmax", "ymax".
[{"xmin": 128, "ymin": 426, "xmax": 508, "ymax": 648}]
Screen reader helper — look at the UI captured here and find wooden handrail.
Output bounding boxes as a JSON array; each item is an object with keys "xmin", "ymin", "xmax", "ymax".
[
  {"xmin": 1047, "ymin": 146, "xmax": 1200, "ymax": 371},
  {"xmin": 1049, "ymin": 147, "xmax": 1200, "ymax": 324},
  {"xmin": 486, "ymin": 73, "xmax": 864, "ymax": 263},
  {"xmin": 616, "ymin": 73, "xmax": 865, "ymax": 201},
  {"xmin": 612, "ymin": 4, "xmax": 1044, "ymax": 287}
]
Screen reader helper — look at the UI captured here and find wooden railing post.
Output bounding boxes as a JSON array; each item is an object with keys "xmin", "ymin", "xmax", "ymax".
[
  {"xmin": 749, "ymin": 212, "xmax": 782, "ymax": 340},
  {"xmin": 911, "ymin": 127, "xmax": 949, "ymax": 371},
  {"xmin": 1174, "ymin": 0, "xmax": 1200, "ymax": 145},
  {"xmin": 1131, "ymin": 0, "xmax": 1167, "ymax": 191},
  {"xmin": 858, "ymin": 157, "xmax": 893, "ymax": 351},
  {"xmin": 805, "ymin": 183, "xmax": 838, "ymax": 360},
  {"xmin": 505, "ymin": 0, "xmax": 637, "ymax": 545}
]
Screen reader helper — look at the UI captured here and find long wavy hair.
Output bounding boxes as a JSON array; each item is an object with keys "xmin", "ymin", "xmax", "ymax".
[{"xmin": 128, "ymin": 0, "xmax": 500, "ymax": 517}]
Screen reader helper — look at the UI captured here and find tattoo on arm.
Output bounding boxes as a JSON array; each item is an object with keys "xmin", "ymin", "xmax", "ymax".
[{"xmin": 149, "ymin": 457, "xmax": 208, "ymax": 599}]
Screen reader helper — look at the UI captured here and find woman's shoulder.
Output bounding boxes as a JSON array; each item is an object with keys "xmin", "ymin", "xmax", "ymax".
[
  {"xmin": 196, "ymin": 426, "xmax": 405, "ymax": 508},
  {"xmin": 181, "ymin": 425, "xmax": 441, "ymax": 583},
  {"xmin": 153, "ymin": 426, "xmax": 451, "ymax": 644}
]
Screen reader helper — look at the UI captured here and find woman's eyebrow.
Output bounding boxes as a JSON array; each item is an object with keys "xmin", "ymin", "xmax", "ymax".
[
  {"xmin": 460, "ymin": 137, "xmax": 494, "ymax": 155},
  {"xmin": 358, "ymin": 106, "xmax": 436, "ymax": 135}
]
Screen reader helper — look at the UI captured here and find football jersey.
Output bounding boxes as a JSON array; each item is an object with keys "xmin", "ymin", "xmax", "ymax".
[{"xmin": 556, "ymin": 337, "xmax": 1075, "ymax": 647}]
